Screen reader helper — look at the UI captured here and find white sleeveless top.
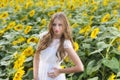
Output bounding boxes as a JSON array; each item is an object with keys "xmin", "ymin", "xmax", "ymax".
[{"xmin": 38, "ymin": 32, "xmax": 73, "ymax": 80}]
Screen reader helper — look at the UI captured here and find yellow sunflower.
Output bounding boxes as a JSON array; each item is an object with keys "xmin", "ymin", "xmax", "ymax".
[
  {"xmin": 1, "ymin": 12, "xmax": 9, "ymax": 19},
  {"xmin": 71, "ymin": 23, "xmax": 79, "ymax": 28},
  {"xmin": 14, "ymin": 24, "xmax": 23, "ymax": 31},
  {"xmin": 0, "ymin": 3, "xmax": 6, "ymax": 8},
  {"xmin": 13, "ymin": 67, "xmax": 25, "ymax": 80},
  {"xmin": 101, "ymin": 13, "xmax": 110, "ymax": 23},
  {"xmin": 60, "ymin": 65, "xmax": 65, "ymax": 69},
  {"xmin": 22, "ymin": 46, "xmax": 34, "ymax": 57},
  {"xmin": 90, "ymin": 27, "xmax": 100, "ymax": 39},
  {"xmin": 7, "ymin": 21, "xmax": 16, "ymax": 30},
  {"xmin": 14, "ymin": 5, "xmax": 21, "ymax": 12},
  {"xmin": 74, "ymin": 42, "xmax": 79, "ymax": 51},
  {"xmin": 79, "ymin": 25, "xmax": 91, "ymax": 36},
  {"xmin": 24, "ymin": 26, "xmax": 32, "ymax": 34},
  {"xmin": 27, "ymin": 36, "xmax": 39, "ymax": 44},
  {"xmin": 0, "ymin": 30, "xmax": 5, "ymax": 36},
  {"xmin": 118, "ymin": 45, "xmax": 120, "ymax": 51},
  {"xmin": 13, "ymin": 54, "xmax": 26, "ymax": 69},
  {"xmin": 29, "ymin": 10, "xmax": 35, "ymax": 17},
  {"xmin": 108, "ymin": 73, "xmax": 116, "ymax": 80},
  {"xmin": 41, "ymin": 19, "xmax": 46, "ymax": 25}
]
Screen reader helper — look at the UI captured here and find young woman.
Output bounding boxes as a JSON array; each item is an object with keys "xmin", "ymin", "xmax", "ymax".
[{"xmin": 33, "ymin": 12, "xmax": 84, "ymax": 80}]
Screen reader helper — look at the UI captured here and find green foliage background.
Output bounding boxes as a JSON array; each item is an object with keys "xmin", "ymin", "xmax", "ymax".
[{"xmin": 0, "ymin": 0, "xmax": 120, "ymax": 80}]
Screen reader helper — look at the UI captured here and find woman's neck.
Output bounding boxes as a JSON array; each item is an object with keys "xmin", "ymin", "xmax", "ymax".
[{"xmin": 53, "ymin": 35, "xmax": 61, "ymax": 39}]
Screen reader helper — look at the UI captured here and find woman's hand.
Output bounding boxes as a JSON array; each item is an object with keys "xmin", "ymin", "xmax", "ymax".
[
  {"xmin": 34, "ymin": 78, "xmax": 38, "ymax": 80},
  {"xmin": 47, "ymin": 67, "xmax": 60, "ymax": 78}
]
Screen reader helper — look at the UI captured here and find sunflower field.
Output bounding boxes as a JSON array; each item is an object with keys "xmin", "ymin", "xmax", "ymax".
[{"xmin": 0, "ymin": 0, "xmax": 120, "ymax": 80}]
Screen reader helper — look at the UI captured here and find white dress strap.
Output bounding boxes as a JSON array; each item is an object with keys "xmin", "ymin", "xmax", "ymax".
[{"xmin": 63, "ymin": 40, "xmax": 73, "ymax": 48}]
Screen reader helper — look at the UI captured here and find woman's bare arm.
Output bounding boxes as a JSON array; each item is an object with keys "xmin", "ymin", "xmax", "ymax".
[
  {"xmin": 59, "ymin": 47, "xmax": 84, "ymax": 74},
  {"xmin": 33, "ymin": 52, "xmax": 39, "ymax": 80}
]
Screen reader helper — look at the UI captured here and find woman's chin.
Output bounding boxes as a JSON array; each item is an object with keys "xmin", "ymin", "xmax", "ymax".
[
  {"xmin": 54, "ymin": 34, "xmax": 62, "ymax": 37},
  {"xmin": 55, "ymin": 33, "xmax": 60, "ymax": 35}
]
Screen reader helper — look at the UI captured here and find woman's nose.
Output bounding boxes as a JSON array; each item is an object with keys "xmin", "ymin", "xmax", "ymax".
[{"xmin": 55, "ymin": 25, "xmax": 59, "ymax": 29}]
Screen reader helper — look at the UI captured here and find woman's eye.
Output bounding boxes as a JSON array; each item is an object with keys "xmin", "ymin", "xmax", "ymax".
[
  {"xmin": 58, "ymin": 24, "xmax": 62, "ymax": 26},
  {"xmin": 52, "ymin": 23, "xmax": 56, "ymax": 26}
]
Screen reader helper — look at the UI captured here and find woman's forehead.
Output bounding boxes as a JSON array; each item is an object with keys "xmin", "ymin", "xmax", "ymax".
[{"xmin": 53, "ymin": 18, "xmax": 63, "ymax": 24}]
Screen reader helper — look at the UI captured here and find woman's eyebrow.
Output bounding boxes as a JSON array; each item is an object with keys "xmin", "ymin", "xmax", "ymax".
[
  {"xmin": 58, "ymin": 23, "xmax": 62, "ymax": 25},
  {"xmin": 52, "ymin": 23, "xmax": 56, "ymax": 26}
]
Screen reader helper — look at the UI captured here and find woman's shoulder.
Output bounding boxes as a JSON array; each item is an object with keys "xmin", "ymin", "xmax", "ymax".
[
  {"xmin": 38, "ymin": 31, "xmax": 48, "ymax": 39},
  {"xmin": 64, "ymin": 39, "xmax": 73, "ymax": 48},
  {"xmin": 64, "ymin": 39, "xmax": 72, "ymax": 43}
]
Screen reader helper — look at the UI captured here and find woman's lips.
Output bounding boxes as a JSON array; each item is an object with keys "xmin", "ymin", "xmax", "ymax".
[{"xmin": 55, "ymin": 30, "xmax": 59, "ymax": 33}]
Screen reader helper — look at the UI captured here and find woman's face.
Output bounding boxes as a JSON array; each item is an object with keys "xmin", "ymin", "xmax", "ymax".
[{"xmin": 52, "ymin": 18, "xmax": 64, "ymax": 38}]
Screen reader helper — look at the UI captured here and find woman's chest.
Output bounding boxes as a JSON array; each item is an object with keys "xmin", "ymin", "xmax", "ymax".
[{"xmin": 39, "ymin": 41, "xmax": 60, "ymax": 63}]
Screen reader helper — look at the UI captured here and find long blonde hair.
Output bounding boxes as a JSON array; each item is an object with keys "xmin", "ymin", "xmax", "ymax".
[{"xmin": 35, "ymin": 12, "xmax": 74, "ymax": 61}]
